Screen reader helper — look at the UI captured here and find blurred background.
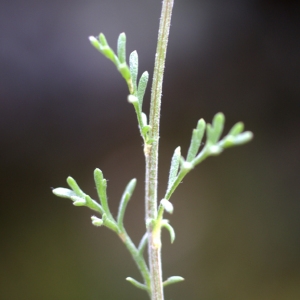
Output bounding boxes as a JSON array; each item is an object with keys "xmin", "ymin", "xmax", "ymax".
[{"xmin": 1, "ymin": 0, "xmax": 299, "ymax": 299}]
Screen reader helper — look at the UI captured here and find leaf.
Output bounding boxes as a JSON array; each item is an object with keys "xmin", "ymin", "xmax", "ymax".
[
  {"xmin": 138, "ymin": 232, "xmax": 148, "ymax": 255},
  {"xmin": 207, "ymin": 113, "xmax": 225, "ymax": 144},
  {"xmin": 67, "ymin": 177, "xmax": 86, "ymax": 198},
  {"xmin": 163, "ymin": 276, "xmax": 184, "ymax": 287},
  {"xmin": 129, "ymin": 51, "xmax": 138, "ymax": 92},
  {"xmin": 186, "ymin": 118, "xmax": 206, "ymax": 162},
  {"xmin": 117, "ymin": 178, "xmax": 137, "ymax": 228},
  {"xmin": 117, "ymin": 33, "xmax": 126, "ymax": 64},
  {"xmin": 126, "ymin": 277, "xmax": 148, "ymax": 291},
  {"xmin": 228, "ymin": 122, "xmax": 244, "ymax": 136},
  {"xmin": 98, "ymin": 33, "xmax": 118, "ymax": 63},
  {"xmin": 94, "ymin": 168, "xmax": 110, "ymax": 215},
  {"xmin": 167, "ymin": 146, "xmax": 181, "ymax": 192},
  {"xmin": 52, "ymin": 187, "xmax": 76, "ymax": 199},
  {"xmin": 161, "ymin": 220, "xmax": 175, "ymax": 243},
  {"xmin": 137, "ymin": 71, "xmax": 149, "ymax": 108}
]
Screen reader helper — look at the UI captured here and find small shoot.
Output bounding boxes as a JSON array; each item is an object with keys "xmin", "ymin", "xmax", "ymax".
[{"xmin": 89, "ymin": 33, "xmax": 132, "ymax": 92}]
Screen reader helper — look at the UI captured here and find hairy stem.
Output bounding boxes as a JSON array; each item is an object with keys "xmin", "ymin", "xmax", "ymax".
[{"xmin": 145, "ymin": 0, "xmax": 174, "ymax": 300}]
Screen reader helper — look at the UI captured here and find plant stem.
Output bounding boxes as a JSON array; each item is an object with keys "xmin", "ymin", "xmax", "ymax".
[{"xmin": 145, "ymin": 0, "xmax": 174, "ymax": 300}]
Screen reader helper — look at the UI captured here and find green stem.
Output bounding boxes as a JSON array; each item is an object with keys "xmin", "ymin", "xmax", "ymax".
[
  {"xmin": 145, "ymin": 1, "xmax": 174, "ymax": 300},
  {"xmin": 118, "ymin": 229, "xmax": 151, "ymax": 296}
]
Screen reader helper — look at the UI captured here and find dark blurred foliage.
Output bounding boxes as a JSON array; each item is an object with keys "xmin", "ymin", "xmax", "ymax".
[{"xmin": 0, "ymin": 0, "xmax": 299, "ymax": 299}]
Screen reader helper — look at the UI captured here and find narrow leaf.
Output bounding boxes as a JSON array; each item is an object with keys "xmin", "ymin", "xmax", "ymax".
[
  {"xmin": 138, "ymin": 232, "xmax": 148, "ymax": 255},
  {"xmin": 161, "ymin": 220, "xmax": 175, "ymax": 243},
  {"xmin": 137, "ymin": 71, "xmax": 149, "ymax": 108},
  {"xmin": 228, "ymin": 122, "xmax": 244, "ymax": 136},
  {"xmin": 52, "ymin": 188, "xmax": 76, "ymax": 199},
  {"xmin": 186, "ymin": 118, "xmax": 206, "ymax": 162},
  {"xmin": 230, "ymin": 131, "xmax": 253, "ymax": 145},
  {"xmin": 89, "ymin": 36, "xmax": 101, "ymax": 51},
  {"xmin": 208, "ymin": 113, "xmax": 225, "ymax": 144},
  {"xmin": 94, "ymin": 168, "xmax": 110, "ymax": 215},
  {"xmin": 129, "ymin": 51, "xmax": 138, "ymax": 92},
  {"xmin": 167, "ymin": 146, "xmax": 181, "ymax": 192},
  {"xmin": 163, "ymin": 276, "xmax": 184, "ymax": 287},
  {"xmin": 126, "ymin": 277, "xmax": 148, "ymax": 291},
  {"xmin": 98, "ymin": 33, "xmax": 109, "ymax": 47},
  {"xmin": 67, "ymin": 177, "xmax": 85, "ymax": 198},
  {"xmin": 117, "ymin": 33, "xmax": 126, "ymax": 64},
  {"xmin": 117, "ymin": 178, "xmax": 137, "ymax": 228}
]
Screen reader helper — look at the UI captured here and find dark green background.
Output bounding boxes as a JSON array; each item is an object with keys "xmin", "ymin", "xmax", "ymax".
[{"xmin": 1, "ymin": 0, "xmax": 299, "ymax": 299}]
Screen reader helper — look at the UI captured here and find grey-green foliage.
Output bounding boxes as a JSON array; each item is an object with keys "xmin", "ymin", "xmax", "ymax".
[
  {"xmin": 53, "ymin": 32, "xmax": 252, "ymax": 297},
  {"xmin": 89, "ymin": 33, "xmax": 151, "ymax": 143},
  {"xmin": 164, "ymin": 112, "xmax": 253, "ymax": 203}
]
